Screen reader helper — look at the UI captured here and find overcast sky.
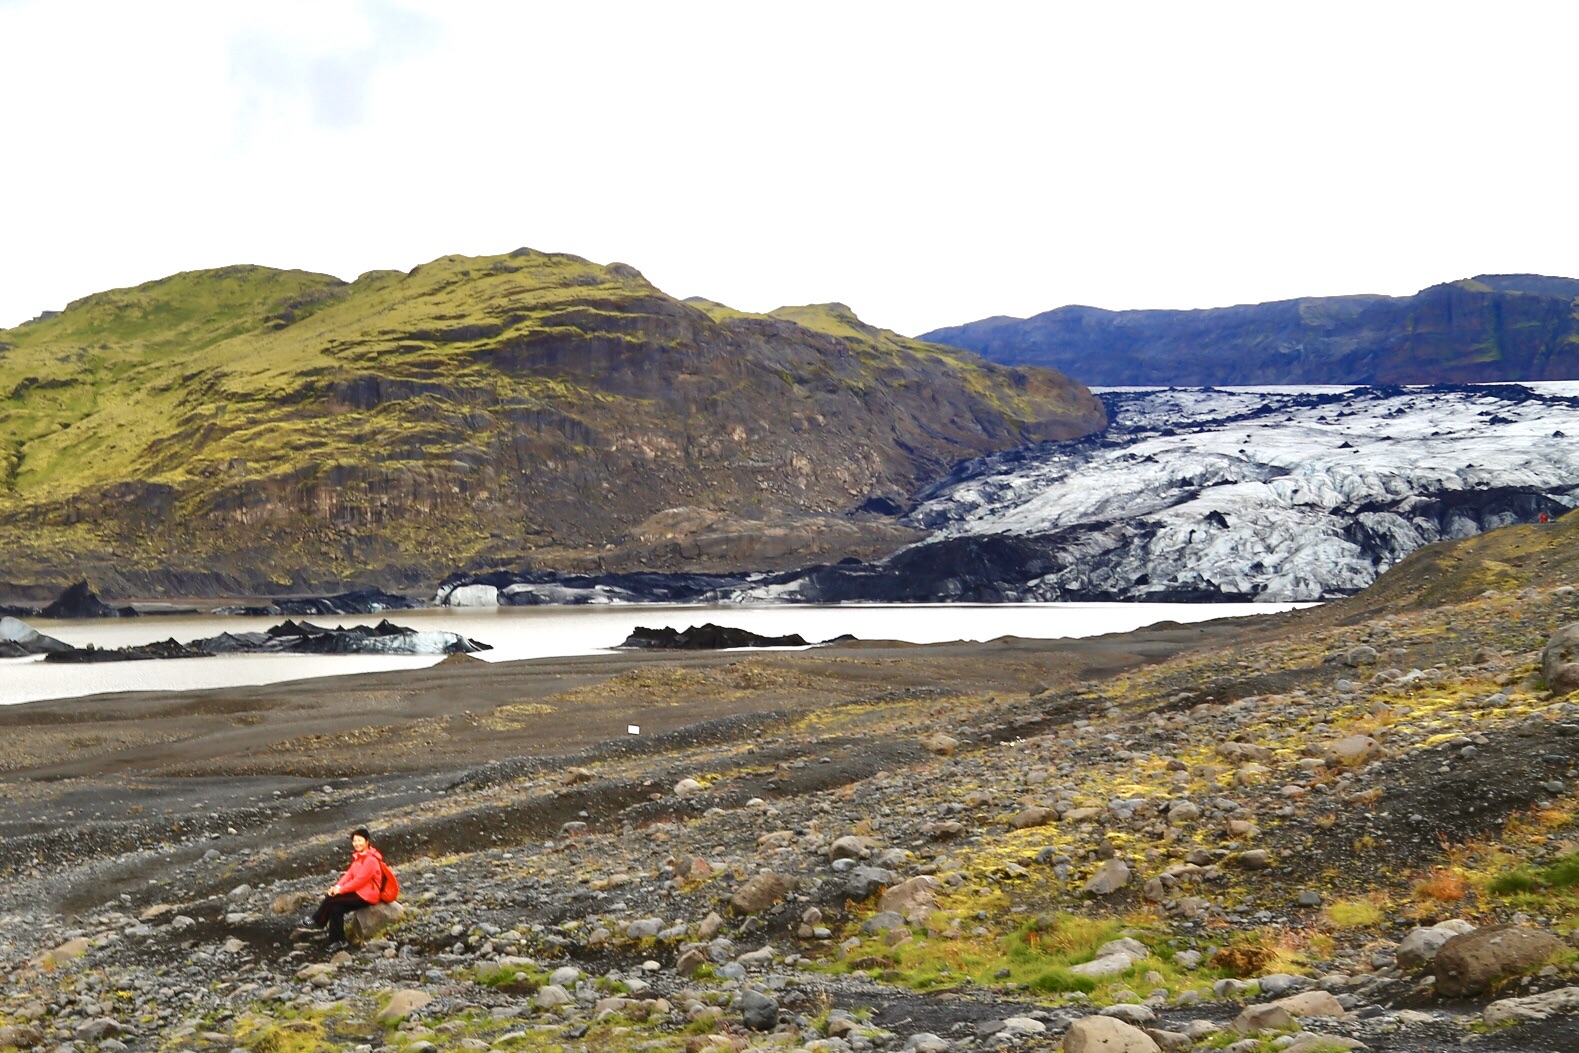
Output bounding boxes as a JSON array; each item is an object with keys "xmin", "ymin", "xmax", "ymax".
[{"xmin": 2, "ymin": 1, "xmax": 1576, "ymax": 336}]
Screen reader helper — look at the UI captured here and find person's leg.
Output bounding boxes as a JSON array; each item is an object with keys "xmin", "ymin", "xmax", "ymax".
[
  {"xmin": 310, "ymin": 895, "xmax": 335, "ymax": 928},
  {"xmin": 324, "ymin": 893, "xmax": 364, "ymax": 943}
]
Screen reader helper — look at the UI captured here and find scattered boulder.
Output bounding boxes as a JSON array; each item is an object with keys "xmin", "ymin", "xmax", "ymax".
[
  {"xmin": 1320, "ymin": 735, "xmax": 1383, "ymax": 766},
  {"xmin": 921, "ymin": 733, "xmax": 958, "ymax": 756},
  {"xmin": 1217, "ymin": 742, "xmax": 1274, "ymax": 763},
  {"xmin": 1283, "ymin": 1038, "xmax": 1364, "ymax": 1053},
  {"xmin": 1098, "ymin": 1004, "xmax": 1154, "ymax": 1026},
  {"xmin": 1271, "ymin": 991, "xmax": 1346, "ymax": 1019},
  {"xmin": 1434, "ymin": 925, "xmax": 1565, "ymax": 997},
  {"xmin": 878, "ymin": 876, "xmax": 939, "ymax": 923},
  {"xmin": 1062, "ymin": 1015, "xmax": 1160, "ymax": 1052},
  {"xmin": 1068, "ymin": 952, "xmax": 1135, "ymax": 978},
  {"xmin": 731, "ymin": 871, "xmax": 791, "ymax": 914},
  {"xmin": 271, "ymin": 890, "xmax": 317, "ymax": 915},
  {"xmin": 346, "ymin": 902, "xmax": 404, "ymax": 942},
  {"xmin": 35, "ymin": 937, "xmax": 90, "ymax": 967},
  {"xmin": 859, "ymin": 911, "xmax": 905, "ymax": 935},
  {"xmin": 1231, "ymin": 1003, "xmax": 1296, "ymax": 1033},
  {"xmin": 1082, "ymin": 858, "xmax": 1131, "ymax": 896},
  {"xmin": 1095, "ymin": 937, "xmax": 1148, "ymax": 959},
  {"xmin": 534, "ymin": 984, "xmax": 571, "ymax": 1008},
  {"xmin": 845, "ymin": 866, "xmax": 895, "ymax": 901},
  {"xmin": 1231, "ymin": 849, "xmax": 1271, "ymax": 870},
  {"xmin": 1483, "ymin": 984, "xmax": 1579, "ymax": 1026},
  {"xmin": 0, "ymin": 1025, "xmax": 43, "ymax": 1049},
  {"xmin": 1543, "ymin": 623, "xmax": 1579, "ymax": 696},
  {"xmin": 1010, "ymin": 806, "xmax": 1055, "ymax": 829},
  {"xmin": 741, "ymin": 990, "xmax": 779, "ymax": 1031},
  {"xmin": 829, "ymin": 834, "xmax": 872, "ymax": 860},
  {"xmin": 377, "ymin": 989, "xmax": 432, "ymax": 1022}
]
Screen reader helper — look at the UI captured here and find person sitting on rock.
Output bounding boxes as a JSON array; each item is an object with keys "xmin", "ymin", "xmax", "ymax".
[{"xmin": 306, "ymin": 827, "xmax": 387, "ymax": 948}]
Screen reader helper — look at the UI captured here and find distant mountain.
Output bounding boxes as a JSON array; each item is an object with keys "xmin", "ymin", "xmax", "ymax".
[
  {"xmin": 923, "ymin": 275, "xmax": 1579, "ymax": 385},
  {"xmin": 0, "ymin": 250, "xmax": 1104, "ymax": 595}
]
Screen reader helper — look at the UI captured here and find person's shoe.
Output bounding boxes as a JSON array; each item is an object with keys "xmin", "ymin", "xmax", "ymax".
[
  {"xmin": 326, "ymin": 939, "xmax": 348, "ymax": 951},
  {"xmin": 301, "ymin": 915, "xmax": 320, "ymax": 929}
]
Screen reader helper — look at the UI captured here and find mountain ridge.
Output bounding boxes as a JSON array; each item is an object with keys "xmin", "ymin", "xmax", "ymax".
[
  {"xmin": 923, "ymin": 274, "xmax": 1579, "ymax": 385},
  {"xmin": 0, "ymin": 249, "xmax": 1105, "ymax": 595}
]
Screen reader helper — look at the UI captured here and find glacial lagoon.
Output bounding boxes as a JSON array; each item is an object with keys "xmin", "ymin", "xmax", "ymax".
[{"xmin": 0, "ymin": 601, "xmax": 1309, "ymax": 705}]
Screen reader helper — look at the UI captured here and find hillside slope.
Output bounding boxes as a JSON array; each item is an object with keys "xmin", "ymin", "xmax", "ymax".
[
  {"xmin": 0, "ymin": 251, "xmax": 1104, "ymax": 594},
  {"xmin": 924, "ymin": 274, "xmax": 1579, "ymax": 385}
]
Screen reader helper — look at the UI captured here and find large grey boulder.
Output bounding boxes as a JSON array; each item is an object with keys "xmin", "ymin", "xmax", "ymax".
[
  {"xmin": 741, "ymin": 990, "xmax": 779, "ymax": 1031},
  {"xmin": 346, "ymin": 902, "xmax": 405, "ymax": 942},
  {"xmin": 1544, "ymin": 623, "xmax": 1579, "ymax": 696},
  {"xmin": 731, "ymin": 871, "xmax": 791, "ymax": 914},
  {"xmin": 1082, "ymin": 858, "xmax": 1131, "ymax": 896},
  {"xmin": 1062, "ymin": 1016, "xmax": 1159, "ymax": 1052},
  {"xmin": 1435, "ymin": 925, "xmax": 1565, "ymax": 997}
]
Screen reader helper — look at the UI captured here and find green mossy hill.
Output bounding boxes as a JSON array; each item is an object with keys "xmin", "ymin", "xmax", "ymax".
[
  {"xmin": 1326, "ymin": 509, "xmax": 1579, "ymax": 622},
  {"xmin": 925, "ymin": 274, "xmax": 1579, "ymax": 384},
  {"xmin": 0, "ymin": 250, "xmax": 1104, "ymax": 594}
]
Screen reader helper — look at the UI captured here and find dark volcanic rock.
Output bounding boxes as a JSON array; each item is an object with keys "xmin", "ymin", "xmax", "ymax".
[
  {"xmin": 617, "ymin": 623, "xmax": 809, "ymax": 650},
  {"xmin": 39, "ymin": 581, "xmax": 136, "ymax": 619},
  {"xmin": 924, "ymin": 274, "xmax": 1579, "ymax": 385},
  {"xmin": 437, "ymin": 569, "xmax": 745, "ymax": 606},
  {"xmin": 46, "ymin": 639, "xmax": 209, "ymax": 663},
  {"xmin": 211, "ymin": 588, "xmax": 417, "ymax": 617},
  {"xmin": 45, "ymin": 620, "xmax": 490, "ymax": 663}
]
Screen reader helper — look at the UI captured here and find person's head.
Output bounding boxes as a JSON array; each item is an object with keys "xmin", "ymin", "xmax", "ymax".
[{"xmin": 351, "ymin": 827, "xmax": 372, "ymax": 852}]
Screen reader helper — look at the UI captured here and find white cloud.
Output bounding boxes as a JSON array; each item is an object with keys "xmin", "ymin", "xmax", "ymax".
[{"xmin": 1, "ymin": 0, "xmax": 1576, "ymax": 337}]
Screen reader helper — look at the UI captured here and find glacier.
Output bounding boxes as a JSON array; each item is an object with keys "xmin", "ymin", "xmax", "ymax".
[
  {"xmin": 910, "ymin": 383, "xmax": 1579, "ymax": 601},
  {"xmin": 739, "ymin": 383, "xmax": 1579, "ymax": 603}
]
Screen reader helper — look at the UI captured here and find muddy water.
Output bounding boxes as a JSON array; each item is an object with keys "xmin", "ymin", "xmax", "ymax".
[{"xmin": 0, "ymin": 601, "xmax": 1309, "ymax": 705}]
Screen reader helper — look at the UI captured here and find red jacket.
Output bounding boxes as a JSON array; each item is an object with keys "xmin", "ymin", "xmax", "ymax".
[{"xmin": 336, "ymin": 846, "xmax": 386, "ymax": 904}]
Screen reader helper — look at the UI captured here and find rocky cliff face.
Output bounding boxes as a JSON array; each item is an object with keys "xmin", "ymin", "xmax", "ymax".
[
  {"xmin": 0, "ymin": 251, "xmax": 1104, "ymax": 594},
  {"xmin": 924, "ymin": 275, "xmax": 1579, "ymax": 385}
]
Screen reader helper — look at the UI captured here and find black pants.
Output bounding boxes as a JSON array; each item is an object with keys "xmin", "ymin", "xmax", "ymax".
[{"xmin": 311, "ymin": 893, "xmax": 368, "ymax": 942}]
